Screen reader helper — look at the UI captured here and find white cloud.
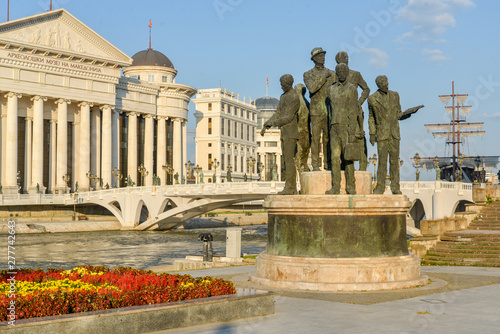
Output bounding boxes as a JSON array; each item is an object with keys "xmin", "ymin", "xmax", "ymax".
[
  {"xmin": 361, "ymin": 48, "xmax": 388, "ymax": 69},
  {"xmin": 396, "ymin": 0, "xmax": 475, "ymax": 43},
  {"xmin": 422, "ymin": 48, "xmax": 450, "ymax": 62}
]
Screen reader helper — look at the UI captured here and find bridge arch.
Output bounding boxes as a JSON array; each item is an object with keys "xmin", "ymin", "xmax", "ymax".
[{"xmin": 452, "ymin": 199, "xmax": 474, "ymax": 215}]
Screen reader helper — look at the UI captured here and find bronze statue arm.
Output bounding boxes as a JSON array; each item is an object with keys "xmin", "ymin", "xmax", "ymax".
[
  {"xmin": 399, "ymin": 105, "xmax": 424, "ymax": 120},
  {"xmin": 303, "ymin": 71, "xmax": 331, "ymax": 95},
  {"xmin": 367, "ymin": 99, "xmax": 377, "ymax": 145},
  {"xmin": 357, "ymin": 75, "xmax": 370, "ymax": 107},
  {"xmin": 268, "ymin": 98, "xmax": 300, "ymax": 127}
]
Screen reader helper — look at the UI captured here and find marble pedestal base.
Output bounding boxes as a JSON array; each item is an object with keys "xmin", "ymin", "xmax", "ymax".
[
  {"xmin": 252, "ymin": 194, "xmax": 427, "ymax": 291},
  {"xmin": 300, "ymin": 170, "xmax": 372, "ymax": 195}
]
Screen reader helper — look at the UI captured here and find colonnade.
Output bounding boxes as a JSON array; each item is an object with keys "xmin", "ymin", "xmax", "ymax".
[{"xmin": 0, "ymin": 92, "xmax": 187, "ymax": 194}]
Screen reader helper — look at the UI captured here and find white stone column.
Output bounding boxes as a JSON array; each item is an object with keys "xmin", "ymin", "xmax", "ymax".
[
  {"xmin": 127, "ymin": 112, "xmax": 138, "ymax": 184},
  {"xmin": 1, "ymin": 113, "xmax": 6, "ymax": 185},
  {"xmin": 30, "ymin": 96, "xmax": 47, "ymax": 193},
  {"xmin": 101, "ymin": 105, "xmax": 113, "ymax": 188},
  {"xmin": 144, "ymin": 114, "xmax": 154, "ymax": 186},
  {"xmin": 48, "ymin": 119, "xmax": 57, "ymax": 193},
  {"xmin": 24, "ymin": 117, "xmax": 32, "ymax": 193},
  {"xmin": 91, "ymin": 107, "xmax": 102, "ymax": 190},
  {"xmin": 276, "ymin": 154, "xmax": 282, "ymax": 181},
  {"xmin": 55, "ymin": 99, "xmax": 71, "ymax": 193},
  {"xmin": 78, "ymin": 102, "xmax": 92, "ymax": 191},
  {"xmin": 156, "ymin": 116, "xmax": 167, "ymax": 179},
  {"xmin": 182, "ymin": 119, "xmax": 187, "ymax": 178},
  {"xmin": 173, "ymin": 118, "xmax": 182, "ymax": 178},
  {"xmin": 4, "ymin": 92, "xmax": 22, "ymax": 193},
  {"xmin": 72, "ymin": 114, "xmax": 79, "ymax": 192},
  {"xmin": 112, "ymin": 110, "xmax": 120, "ymax": 187}
]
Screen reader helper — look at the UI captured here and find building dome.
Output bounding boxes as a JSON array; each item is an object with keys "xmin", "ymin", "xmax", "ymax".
[
  {"xmin": 131, "ymin": 49, "xmax": 174, "ymax": 69},
  {"xmin": 253, "ymin": 96, "xmax": 279, "ymax": 111}
]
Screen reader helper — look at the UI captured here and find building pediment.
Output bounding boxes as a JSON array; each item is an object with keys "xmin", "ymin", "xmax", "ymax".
[{"xmin": 0, "ymin": 9, "xmax": 132, "ymax": 67}]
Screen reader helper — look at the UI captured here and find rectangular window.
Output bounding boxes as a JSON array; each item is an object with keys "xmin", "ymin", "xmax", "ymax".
[
  {"xmin": 251, "ymin": 127, "xmax": 254, "ymax": 141},
  {"xmin": 148, "ymin": 74, "xmax": 155, "ymax": 82},
  {"xmin": 265, "ymin": 142, "xmax": 278, "ymax": 147},
  {"xmin": 247, "ymin": 110, "xmax": 249, "ymax": 119},
  {"xmin": 234, "ymin": 121, "xmax": 237, "ymax": 138},
  {"xmin": 227, "ymin": 105, "xmax": 231, "ymax": 114},
  {"xmin": 221, "ymin": 142, "xmax": 224, "ymax": 148},
  {"xmin": 234, "ymin": 107, "xmax": 238, "ymax": 116},
  {"xmin": 208, "ymin": 153, "xmax": 212, "ymax": 170},
  {"xmin": 234, "ymin": 156, "xmax": 238, "ymax": 171},
  {"xmin": 208, "ymin": 143, "xmax": 212, "ymax": 147},
  {"xmin": 228, "ymin": 155, "xmax": 231, "ymax": 171},
  {"xmin": 247, "ymin": 125, "xmax": 250, "ymax": 141},
  {"xmin": 241, "ymin": 124, "xmax": 244, "ymax": 139},
  {"xmin": 252, "ymin": 113, "xmax": 255, "ymax": 121},
  {"xmin": 131, "ymin": 75, "xmax": 140, "ymax": 80},
  {"xmin": 221, "ymin": 103, "xmax": 225, "ymax": 112},
  {"xmin": 162, "ymin": 76, "xmax": 168, "ymax": 82},
  {"xmin": 227, "ymin": 119, "xmax": 231, "ymax": 137},
  {"xmin": 240, "ymin": 109, "xmax": 244, "ymax": 117},
  {"xmin": 221, "ymin": 118, "xmax": 225, "ymax": 135},
  {"xmin": 208, "ymin": 103, "xmax": 212, "ymax": 111},
  {"xmin": 241, "ymin": 157, "xmax": 244, "ymax": 172},
  {"xmin": 221, "ymin": 154, "xmax": 225, "ymax": 170},
  {"xmin": 208, "ymin": 118, "xmax": 212, "ymax": 135}
]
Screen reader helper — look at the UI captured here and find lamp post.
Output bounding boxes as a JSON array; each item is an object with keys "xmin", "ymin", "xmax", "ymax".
[
  {"xmin": 194, "ymin": 165, "xmax": 202, "ymax": 184},
  {"xmin": 162, "ymin": 163, "xmax": 173, "ymax": 185},
  {"xmin": 138, "ymin": 164, "xmax": 148, "ymax": 186},
  {"xmin": 247, "ymin": 157, "xmax": 256, "ymax": 182},
  {"xmin": 16, "ymin": 171, "xmax": 21, "ymax": 193},
  {"xmin": 258, "ymin": 162, "xmax": 265, "ymax": 181},
  {"xmin": 369, "ymin": 153, "xmax": 377, "ymax": 181},
  {"xmin": 412, "ymin": 152, "xmax": 421, "ymax": 182},
  {"xmin": 474, "ymin": 156, "xmax": 482, "ymax": 183},
  {"xmin": 73, "ymin": 191, "xmax": 78, "ymax": 221},
  {"xmin": 185, "ymin": 160, "xmax": 194, "ymax": 184},
  {"xmin": 92, "ymin": 175, "xmax": 101, "ymax": 190},
  {"xmin": 433, "ymin": 155, "xmax": 441, "ymax": 181},
  {"xmin": 457, "ymin": 152, "xmax": 464, "ymax": 182},
  {"xmin": 112, "ymin": 167, "xmax": 122, "ymax": 188},
  {"xmin": 62, "ymin": 174, "xmax": 70, "ymax": 194},
  {"xmin": 226, "ymin": 163, "xmax": 232, "ymax": 182},
  {"xmin": 211, "ymin": 159, "xmax": 220, "ymax": 183},
  {"xmin": 86, "ymin": 171, "xmax": 94, "ymax": 191}
]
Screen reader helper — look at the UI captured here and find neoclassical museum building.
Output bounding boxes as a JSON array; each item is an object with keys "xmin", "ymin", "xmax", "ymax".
[{"xmin": 0, "ymin": 9, "xmax": 196, "ymax": 194}]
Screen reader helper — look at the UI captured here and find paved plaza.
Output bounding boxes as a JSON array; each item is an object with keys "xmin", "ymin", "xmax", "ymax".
[{"xmin": 156, "ymin": 266, "xmax": 500, "ymax": 334}]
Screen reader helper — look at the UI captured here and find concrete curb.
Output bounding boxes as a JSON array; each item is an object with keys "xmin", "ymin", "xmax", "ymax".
[{"xmin": 0, "ymin": 289, "xmax": 274, "ymax": 334}]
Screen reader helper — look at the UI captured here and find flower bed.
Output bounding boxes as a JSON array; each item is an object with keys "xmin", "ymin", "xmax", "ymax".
[{"xmin": 0, "ymin": 266, "xmax": 236, "ymax": 321}]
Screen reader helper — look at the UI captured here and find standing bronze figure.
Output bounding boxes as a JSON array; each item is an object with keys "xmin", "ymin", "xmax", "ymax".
[
  {"xmin": 261, "ymin": 74, "xmax": 300, "ymax": 195},
  {"xmin": 326, "ymin": 63, "xmax": 360, "ymax": 195},
  {"xmin": 368, "ymin": 75, "xmax": 423, "ymax": 194},
  {"xmin": 295, "ymin": 83, "xmax": 311, "ymax": 172},
  {"xmin": 335, "ymin": 51, "xmax": 370, "ymax": 171},
  {"xmin": 303, "ymin": 47, "xmax": 337, "ymax": 171}
]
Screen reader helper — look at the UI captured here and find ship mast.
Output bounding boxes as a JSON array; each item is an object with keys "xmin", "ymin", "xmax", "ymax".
[{"xmin": 424, "ymin": 81, "xmax": 485, "ymax": 180}]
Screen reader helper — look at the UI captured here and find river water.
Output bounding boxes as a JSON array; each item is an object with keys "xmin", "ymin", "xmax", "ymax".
[{"xmin": 0, "ymin": 225, "xmax": 268, "ymax": 271}]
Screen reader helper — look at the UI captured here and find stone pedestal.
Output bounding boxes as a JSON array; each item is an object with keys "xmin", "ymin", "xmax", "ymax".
[
  {"xmin": 251, "ymin": 194, "xmax": 427, "ymax": 291},
  {"xmin": 300, "ymin": 170, "xmax": 372, "ymax": 195}
]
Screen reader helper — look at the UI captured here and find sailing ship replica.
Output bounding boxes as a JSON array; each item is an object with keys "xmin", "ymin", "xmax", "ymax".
[{"xmin": 417, "ymin": 81, "xmax": 499, "ymax": 182}]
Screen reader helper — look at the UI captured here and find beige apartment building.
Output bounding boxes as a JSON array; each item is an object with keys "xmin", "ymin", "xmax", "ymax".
[
  {"xmin": 0, "ymin": 9, "xmax": 195, "ymax": 194},
  {"xmin": 193, "ymin": 88, "xmax": 259, "ymax": 182}
]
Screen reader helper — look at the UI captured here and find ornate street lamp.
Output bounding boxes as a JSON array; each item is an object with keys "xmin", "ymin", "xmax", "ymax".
[
  {"xmin": 86, "ymin": 171, "xmax": 95, "ymax": 191},
  {"xmin": 226, "ymin": 163, "xmax": 232, "ymax": 182},
  {"xmin": 138, "ymin": 164, "xmax": 148, "ymax": 186},
  {"xmin": 457, "ymin": 152, "xmax": 464, "ymax": 182},
  {"xmin": 185, "ymin": 160, "xmax": 194, "ymax": 184},
  {"xmin": 62, "ymin": 174, "xmax": 70, "ymax": 194},
  {"xmin": 246, "ymin": 157, "xmax": 256, "ymax": 182},
  {"xmin": 412, "ymin": 152, "xmax": 421, "ymax": 182},
  {"xmin": 211, "ymin": 159, "xmax": 220, "ymax": 183},
  {"xmin": 92, "ymin": 175, "xmax": 101, "ymax": 190},
  {"xmin": 433, "ymin": 156, "xmax": 441, "ymax": 181},
  {"xmin": 193, "ymin": 165, "xmax": 202, "ymax": 184},
  {"xmin": 258, "ymin": 162, "xmax": 265, "ymax": 181},
  {"xmin": 162, "ymin": 163, "xmax": 173, "ymax": 185},
  {"xmin": 112, "ymin": 167, "xmax": 123, "ymax": 188}
]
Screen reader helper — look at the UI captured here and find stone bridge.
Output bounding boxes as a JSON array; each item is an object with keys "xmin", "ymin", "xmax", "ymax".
[
  {"xmin": 0, "ymin": 182, "xmax": 284, "ymax": 230},
  {"xmin": 0, "ymin": 180, "xmax": 474, "ymax": 232}
]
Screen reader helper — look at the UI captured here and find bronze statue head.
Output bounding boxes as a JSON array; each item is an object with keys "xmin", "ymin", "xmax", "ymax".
[
  {"xmin": 280, "ymin": 74, "xmax": 294, "ymax": 92},
  {"xmin": 310, "ymin": 47, "xmax": 326, "ymax": 65},
  {"xmin": 375, "ymin": 75, "xmax": 389, "ymax": 93},
  {"xmin": 335, "ymin": 63, "xmax": 349, "ymax": 83},
  {"xmin": 335, "ymin": 51, "xmax": 349, "ymax": 65}
]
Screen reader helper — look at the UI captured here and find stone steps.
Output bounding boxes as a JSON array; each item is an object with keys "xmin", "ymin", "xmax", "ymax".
[{"xmin": 421, "ymin": 201, "xmax": 500, "ymax": 267}]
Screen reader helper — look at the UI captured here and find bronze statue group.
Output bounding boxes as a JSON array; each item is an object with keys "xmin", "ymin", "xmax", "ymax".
[{"xmin": 261, "ymin": 48, "xmax": 423, "ymax": 195}]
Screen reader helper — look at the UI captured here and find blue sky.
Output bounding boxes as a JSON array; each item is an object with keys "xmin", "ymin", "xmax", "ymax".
[{"xmin": 5, "ymin": 0, "xmax": 500, "ymax": 180}]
